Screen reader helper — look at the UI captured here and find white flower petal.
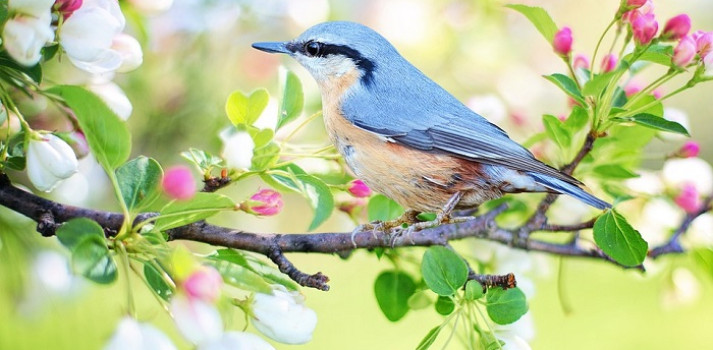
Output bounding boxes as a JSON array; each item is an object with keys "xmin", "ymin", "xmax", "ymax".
[
  {"xmin": 220, "ymin": 128, "xmax": 254, "ymax": 170},
  {"xmin": 26, "ymin": 135, "xmax": 78, "ymax": 192},
  {"xmin": 251, "ymin": 286, "xmax": 317, "ymax": 344},
  {"xmin": 198, "ymin": 332, "xmax": 275, "ymax": 350},
  {"xmin": 9, "ymin": 0, "xmax": 54, "ymax": 17},
  {"xmin": 104, "ymin": 317, "xmax": 177, "ymax": 350},
  {"xmin": 2, "ymin": 14, "xmax": 54, "ymax": 66},
  {"xmin": 87, "ymin": 81, "xmax": 133, "ymax": 120},
  {"xmin": 662, "ymin": 158, "xmax": 713, "ymax": 194},
  {"xmin": 171, "ymin": 295, "xmax": 223, "ymax": 345},
  {"xmin": 112, "ymin": 34, "xmax": 143, "ymax": 73},
  {"xmin": 128, "ymin": 0, "xmax": 174, "ymax": 15}
]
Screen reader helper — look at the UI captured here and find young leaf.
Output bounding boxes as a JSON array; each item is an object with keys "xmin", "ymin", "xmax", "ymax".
[
  {"xmin": 207, "ymin": 259, "xmax": 272, "ymax": 294},
  {"xmin": 593, "ymin": 164, "xmax": 639, "ymax": 179},
  {"xmin": 374, "ymin": 270, "xmax": 417, "ymax": 322},
  {"xmin": 593, "ymin": 210, "xmax": 648, "ymax": 267},
  {"xmin": 144, "ymin": 263, "xmax": 173, "ymax": 301},
  {"xmin": 465, "ymin": 280, "xmax": 484, "ymax": 300},
  {"xmin": 250, "ymin": 141, "xmax": 280, "ymax": 171},
  {"xmin": 542, "ymin": 114, "xmax": 572, "ymax": 150},
  {"xmin": 582, "ymin": 71, "xmax": 616, "ymax": 98},
  {"xmin": 434, "ymin": 295, "xmax": 455, "ymax": 315},
  {"xmin": 154, "ymin": 192, "xmax": 236, "ymax": 231},
  {"xmin": 415, "ymin": 326, "xmax": 441, "ymax": 350},
  {"xmin": 614, "ymin": 113, "xmax": 690, "ymax": 136},
  {"xmin": 46, "ymin": 85, "xmax": 131, "ymax": 171},
  {"xmin": 209, "ymin": 248, "xmax": 299, "ymax": 291},
  {"xmin": 367, "ymin": 194, "xmax": 404, "ymax": 222},
  {"xmin": 623, "ymin": 44, "xmax": 674, "ymax": 67},
  {"xmin": 407, "ymin": 290, "xmax": 433, "ymax": 310},
  {"xmin": 56, "ymin": 217, "xmax": 105, "ymax": 250},
  {"xmin": 278, "ymin": 70, "xmax": 304, "ymax": 129},
  {"xmin": 295, "ymin": 174, "xmax": 334, "ymax": 231},
  {"xmin": 181, "ymin": 148, "xmax": 224, "ymax": 171},
  {"xmin": 116, "ymin": 156, "xmax": 163, "ymax": 212},
  {"xmin": 544, "ymin": 73, "xmax": 585, "ymax": 105},
  {"xmin": 225, "ymin": 89, "xmax": 270, "ymax": 126},
  {"xmin": 421, "ymin": 246, "xmax": 468, "ymax": 296},
  {"xmin": 563, "ymin": 106, "xmax": 589, "ymax": 132},
  {"xmin": 72, "ymin": 235, "xmax": 118, "ymax": 284},
  {"xmin": 505, "ymin": 4, "xmax": 558, "ymax": 43},
  {"xmin": 486, "ymin": 287, "xmax": 528, "ymax": 325}
]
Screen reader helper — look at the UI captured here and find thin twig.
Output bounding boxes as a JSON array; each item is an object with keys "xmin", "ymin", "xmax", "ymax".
[{"xmin": 649, "ymin": 195, "xmax": 713, "ymax": 259}]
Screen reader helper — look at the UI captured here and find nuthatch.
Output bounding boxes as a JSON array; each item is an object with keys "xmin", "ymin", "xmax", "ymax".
[{"xmin": 252, "ymin": 21, "xmax": 609, "ymax": 221}]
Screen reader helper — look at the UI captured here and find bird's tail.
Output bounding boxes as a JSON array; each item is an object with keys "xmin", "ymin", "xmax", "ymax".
[{"xmin": 527, "ymin": 172, "xmax": 611, "ymax": 210}]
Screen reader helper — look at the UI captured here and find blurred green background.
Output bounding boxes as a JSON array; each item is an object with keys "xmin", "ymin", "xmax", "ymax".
[{"xmin": 2, "ymin": 0, "xmax": 713, "ymax": 349}]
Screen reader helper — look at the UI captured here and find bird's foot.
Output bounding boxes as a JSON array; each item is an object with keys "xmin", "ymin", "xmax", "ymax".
[{"xmin": 387, "ymin": 192, "xmax": 472, "ymax": 246}]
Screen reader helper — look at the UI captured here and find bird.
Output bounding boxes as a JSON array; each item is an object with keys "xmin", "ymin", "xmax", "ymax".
[{"xmin": 252, "ymin": 21, "xmax": 610, "ymax": 225}]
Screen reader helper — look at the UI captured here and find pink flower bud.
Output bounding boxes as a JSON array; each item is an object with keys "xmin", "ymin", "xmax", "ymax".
[
  {"xmin": 162, "ymin": 166, "xmax": 197, "ymax": 200},
  {"xmin": 247, "ymin": 189, "xmax": 283, "ymax": 216},
  {"xmin": 674, "ymin": 183, "xmax": 702, "ymax": 214},
  {"xmin": 632, "ymin": 13, "xmax": 658, "ymax": 45},
  {"xmin": 678, "ymin": 141, "xmax": 700, "ymax": 158},
  {"xmin": 55, "ymin": 0, "xmax": 83, "ymax": 19},
  {"xmin": 601, "ymin": 54, "xmax": 618, "ymax": 72},
  {"xmin": 662, "ymin": 14, "xmax": 691, "ymax": 41},
  {"xmin": 338, "ymin": 198, "xmax": 366, "ymax": 217},
  {"xmin": 695, "ymin": 31, "xmax": 713, "ymax": 58},
  {"xmin": 552, "ymin": 27, "xmax": 573, "ymax": 57},
  {"xmin": 183, "ymin": 266, "xmax": 223, "ymax": 303},
  {"xmin": 573, "ymin": 54, "xmax": 590, "ymax": 70},
  {"xmin": 347, "ymin": 179, "xmax": 372, "ymax": 198},
  {"xmin": 626, "ymin": 0, "xmax": 647, "ymax": 9},
  {"xmin": 622, "ymin": 1, "xmax": 653, "ymax": 23},
  {"xmin": 65, "ymin": 131, "xmax": 90, "ymax": 159},
  {"xmin": 652, "ymin": 88, "xmax": 663, "ymax": 99},
  {"xmin": 624, "ymin": 82, "xmax": 642, "ymax": 97},
  {"xmin": 672, "ymin": 35, "xmax": 696, "ymax": 67}
]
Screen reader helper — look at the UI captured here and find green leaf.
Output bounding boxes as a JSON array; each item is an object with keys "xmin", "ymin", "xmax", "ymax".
[
  {"xmin": 542, "ymin": 114, "xmax": 572, "ymax": 150},
  {"xmin": 465, "ymin": 280, "xmax": 484, "ymax": 300},
  {"xmin": 367, "ymin": 194, "xmax": 404, "ymax": 222},
  {"xmin": 56, "ymin": 218, "xmax": 105, "ymax": 250},
  {"xmin": 563, "ymin": 106, "xmax": 589, "ymax": 132},
  {"xmin": 434, "ymin": 295, "xmax": 455, "ymax": 315},
  {"xmin": 250, "ymin": 141, "xmax": 280, "ymax": 171},
  {"xmin": 154, "ymin": 192, "xmax": 236, "ymax": 231},
  {"xmin": 208, "ymin": 249, "xmax": 298, "ymax": 290},
  {"xmin": 416, "ymin": 212, "xmax": 437, "ymax": 222},
  {"xmin": 181, "ymin": 148, "xmax": 224, "ymax": 171},
  {"xmin": 421, "ymin": 246, "xmax": 468, "ymax": 296},
  {"xmin": 582, "ymin": 71, "xmax": 618, "ymax": 98},
  {"xmin": 593, "ymin": 164, "xmax": 639, "ymax": 179},
  {"xmin": 225, "ymin": 89, "xmax": 269, "ymax": 126},
  {"xmin": 593, "ymin": 210, "xmax": 648, "ymax": 266},
  {"xmin": 544, "ymin": 73, "xmax": 585, "ymax": 105},
  {"xmin": 505, "ymin": 4, "xmax": 559, "ymax": 42},
  {"xmin": 415, "ymin": 326, "xmax": 441, "ymax": 350},
  {"xmin": 72, "ymin": 235, "xmax": 117, "ymax": 284},
  {"xmin": 486, "ymin": 287, "xmax": 528, "ymax": 325},
  {"xmin": 278, "ymin": 70, "xmax": 304, "ymax": 129},
  {"xmin": 374, "ymin": 270, "xmax": 417, "ymax": 322},
  {"xmin": 0, "ymin": 51, "xmax": 42, "ymax": 83},
  {"xmin": 116, "ymin": 156, "xmax": 163, "ymax": 212},
  {"xmin": 407, "ymin": 290, "xmax": 433, "ymax": 310},
  {"xmin": 144, "ymin": 263, "xmax": 173, "ymax": 301},
  {"xmin": 624, "ymin": 44, "xmax": 674, "ymax": 67},
  {"xmin": 46, "ymin": 85, "xmax": 130, "ymax": 171},
  {"xmin": 296, "ymin": 174, "xmax": 334, "ymax": 231},
  {"xmin": 614, "ymin": 113, "xmax": 690, "ymax": 136},
  {"xmin": 207, "ymin": 259, "xmax": 272, "ymax": 294}
]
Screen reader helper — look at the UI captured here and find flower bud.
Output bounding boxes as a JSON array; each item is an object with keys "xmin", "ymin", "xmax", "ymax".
[
  {"xmin": 2, "ymin": 14, "xmax": 54, "ymax": 66},
  {"xmin": 251, "ymin": 285, "xmax": 317, "ymax": 344},
  {"xmin": 162, "ymin": 166, "xmax": 197, "ymax": 200},
  {"xmin": 552, "ymin": 27, "xmax": 573, "ymax": 57},
  {"xmin": 601, "ymin": 54, "xmax": 618, "ymax": 73},
  {"xmin": 672, "ymin": 35, "xmax": 696, "ymax": 67},
  {"xmin": 624, "ymin": 82, "xmax": 642, "ymax": 97},
  {"xmin": 244, "ymin": 189, "xmax": 283, "ymax": 216},
  {"xmin": 661, "ymin": 14, "xmax": 691, "ymax": 41},
  {"xmin": 183, "ymin": 266, "xmax": 223, "ymax": 303},
  {"xmin": 632, "ymin": 13, "xmax": 658, "ymax": 45},
  {"xmin": 677, "ymin": 141, "xmax": 700, "ymax": 158},
  {"xmin": 112, "ymin": 33, "xmax": 143, "ymax": 73},
  {"xmin": 104, "ymin": 317, "xmax": 177, "ymax": 350},
  {"xmin": 695, "ymin": 31, "xmax": 713, "ymax": 57},
  {"xmin": 337, "ymin": 198, "xmax": 366, "ymax": 218},
  {"xmin": 55, "ymin": 0, "xmax": 83, "ymax": 19},
  {"xmin": 26, "ymin": 133, "xmax": 79, "ymax": 192},
  {"xmin": 674, "ymin": 183, "xmax": 702, "ymax": 214},
  {"xmin": 347, "ymin": 179, "xmax": 372, "ymax": 198},
  {"xmin": 626, "ymin": 0, "xmax": 647, "ymax": 9},
  {"xmin": 572, "ymin": 54, "xmax": 590, "ymax": 71}
]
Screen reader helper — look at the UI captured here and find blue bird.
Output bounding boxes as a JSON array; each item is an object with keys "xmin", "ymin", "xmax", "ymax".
[{"xmin": 253, "ymin": 21, "xmax": 610, "ymax": 223}]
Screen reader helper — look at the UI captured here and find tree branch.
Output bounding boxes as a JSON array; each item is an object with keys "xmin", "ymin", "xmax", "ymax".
[{"xmin": 649, "ymin": 195, "xmax": 713, "ymax": 259}]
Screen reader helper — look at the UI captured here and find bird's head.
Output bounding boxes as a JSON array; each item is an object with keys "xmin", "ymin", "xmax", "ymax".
[{"xmin": 252, "ymin": 21, "xmax": 398, "ymax": 89}]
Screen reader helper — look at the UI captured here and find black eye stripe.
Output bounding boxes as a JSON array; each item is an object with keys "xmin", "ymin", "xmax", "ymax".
[{"xmin": 294, "ymin": 41, "xmax": 376, "ymax": 87}]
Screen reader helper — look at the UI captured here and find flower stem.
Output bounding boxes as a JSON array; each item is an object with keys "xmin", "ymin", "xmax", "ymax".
[{"xmin": 591, "ymin": 19, "xmax": 618, "ymax": 80}]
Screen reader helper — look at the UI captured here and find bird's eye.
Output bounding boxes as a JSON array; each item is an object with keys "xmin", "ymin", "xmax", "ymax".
[{"xmin": 304, "ymin": 41, "xmax": 323, "ymax": 57}]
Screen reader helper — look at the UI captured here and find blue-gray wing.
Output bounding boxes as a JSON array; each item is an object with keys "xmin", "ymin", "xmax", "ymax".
[{"xmin": 342, "ymin": 84, "xmax": 581, "ymax": 186}]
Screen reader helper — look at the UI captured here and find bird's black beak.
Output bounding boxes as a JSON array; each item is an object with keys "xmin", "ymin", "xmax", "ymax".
[{"xmin": 251, "ymin": 41, "xmax": 291, "ymax": 54}]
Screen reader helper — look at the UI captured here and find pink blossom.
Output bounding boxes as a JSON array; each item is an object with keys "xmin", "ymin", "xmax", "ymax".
[
  {"xmin": 695, "ymin": 31, "xmax": 713, "ymax": 57},
  {"xmin": 247, "ymin": 189, "xmax": 283, "ymax": 216},
  {"xmin": 347, "ymin": 179, "xmax": 372, "ymax": 198},
  {"xmin": 601, "ymin": 53, "xmax": 618, "ymax": 72},
  {"xmin": 674, "ymin": 183, "xmax": 702, "ymax": 214},
  {"xmin": 162, "ymin": 166, "xmax": 197, "ymax": 200},
  {"xmin": 626, "ymin": 0, "xmax": 647, "ymax": 9},
  {"xmin": 632, "ymin": 13, "xmax": 658, "ymax": 45},
  {"xmin": 183, "ymin": 266, "xmax": 223, "ymax": 303},
  {"xmin": 55, "ymin": 0, "xmax": 83, "ymax": 19},
  {"xmin": 622, "ymin": 0, "xmax": 653, "ymax": 23},
  {"xmin": 552, "ymin": 27, "xmax": 573, "ymax": 57},
  {"xmin": 662, "ymin": 14, "xmax": 691, "ymax": 41},
  {"xmin": 624, "ymin": 82, "xmax": 642, "ymax": 97},
  {"xmin": 573, "ymin": 54, "xmax": 590, "ymax": 70},
  {"xmin": 673, "ymin": 35, "xmax": 696, "ymax": 67},
  {"xmin": 678, "ymin": 141, "xmax": 700, "ymax": 158}
]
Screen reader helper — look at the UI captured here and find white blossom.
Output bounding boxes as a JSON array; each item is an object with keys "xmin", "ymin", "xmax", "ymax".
[
  {"xmin": 220, "ymin": 128, "xmax": 254, "ymax": 170},
  {"xmin": 251, "ymin": 285, "xmax": 317, "ymax": 344},
  {"xmin": 104, "ymin": 317, "xmax": 177, "ymax": 350},
  {"xmin": 112, "ymin": 33, "xmax": 143, "ymax": 73},
  {"xmin": 128, "ymin": 0, "xmax": 174, "ymax": 15},
  {"xmin": 26, "ymin": 134, "xmax": 79, "ymax": 192},
  {"xmin": 171, "ymin": 294, "xmax": 222, "ymax": 345},
  {"xmin": 9, "ymin": 0, "xmax": 55, "ymax": 17},
  {"xmin": 59, "ymin": 0, "xmax": 126, "ymax": 74},
  {"xmin": 662, "ymin": 157, "xmax": 713, "ymax": 194},
  {"xmin": 2, "ymin": 13, "xmax": 54, "ymax": 66},
  {"xmin": 87, "ymin": 80, "xmax": 133, "ymax": 120}
]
